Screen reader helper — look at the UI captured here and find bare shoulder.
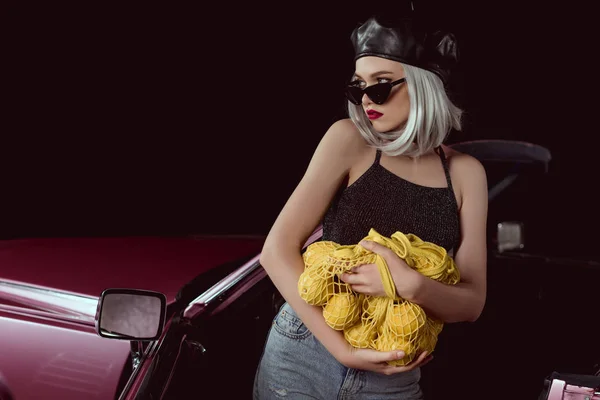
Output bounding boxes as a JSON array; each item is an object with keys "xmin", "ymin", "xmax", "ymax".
[
  {"xmin": 442, "ymin": 145, "xmax": 487, "ymax": 208},
  {"xmin": 316, "ymin": 118, "xmax": 368, "ymax": 164},
  {"xmin": 442, "ymin": 145, "xmax": 485, "ymax": 176},
  {"xmin": 322, "ymin": 118, "xmax": 365, "ymax": 150},
  {"xmin": 326, "ymin": 118, "xmax": 359, "ymax": 135}
]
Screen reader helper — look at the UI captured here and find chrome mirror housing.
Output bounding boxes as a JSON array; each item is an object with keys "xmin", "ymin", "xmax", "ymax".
[{"xmin": 95, "ymin": 288, "xmax": 167, "ymax": 341}]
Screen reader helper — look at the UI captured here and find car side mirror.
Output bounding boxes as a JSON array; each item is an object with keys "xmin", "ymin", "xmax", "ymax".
[{"xmin": 95, "ymin": 288, "xmax": 167, "ymax": 341}]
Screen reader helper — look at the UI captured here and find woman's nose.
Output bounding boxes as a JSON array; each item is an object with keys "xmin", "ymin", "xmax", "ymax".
[{"xmin": 361, "ymin": 92, "xmax": 372, "ymax": 106}]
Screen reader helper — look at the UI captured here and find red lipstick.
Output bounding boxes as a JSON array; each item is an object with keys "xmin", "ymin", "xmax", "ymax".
[{"xmin": 366, "ymin": 109, "xmax": 383, "ymax": 120}]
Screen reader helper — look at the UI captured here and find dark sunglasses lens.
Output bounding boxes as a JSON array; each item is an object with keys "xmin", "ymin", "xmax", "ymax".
[
  {"xmin": 365, "ymin": 83, "xmax": 392, "ymax": 105},
  {"xmin": 345, "ymin": 86, "xmax": 363, "ymax": 105}
]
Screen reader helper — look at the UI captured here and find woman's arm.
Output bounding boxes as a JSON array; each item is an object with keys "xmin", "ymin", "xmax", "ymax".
[
  {"xmin": 259, "ymin": 118, "xmax": 363, "ymax": 360},
  {"xmin": 403, "ymin": 153, "xmax": 489, "ymax": 322}
]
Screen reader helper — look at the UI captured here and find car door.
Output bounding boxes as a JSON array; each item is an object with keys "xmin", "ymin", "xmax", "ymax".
[{"xmin": 110, "ymin": 251, "xmax": 277, "ymax": 400}]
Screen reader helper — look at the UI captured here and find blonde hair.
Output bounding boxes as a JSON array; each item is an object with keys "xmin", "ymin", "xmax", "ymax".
[{"xmin": 348, "ymin": 63, "xmax": 462, "ymax": 157}]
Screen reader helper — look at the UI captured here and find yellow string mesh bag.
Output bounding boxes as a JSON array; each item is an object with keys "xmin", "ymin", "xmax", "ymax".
[
  {"xmin": 298, "ymin": 241, "xmax": 339, "ymax": 306},
  {"xmin": 377, "ymin": 299, "xmax": 427, "ymax": 365},
  {"xmin": 322, "ymin": 290, "xmax": 360, "ymax": 330},
  {"xmin": 298, "ymin": 228, "xmax": 460, "ymax": 366},
  {"xmin": 343, "ymin": 294, "xmax": 387, "ymax": 348}
]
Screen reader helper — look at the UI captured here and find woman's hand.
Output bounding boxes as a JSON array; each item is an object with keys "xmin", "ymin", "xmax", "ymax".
[
  {"xmin": 338, "ymin": 346, "xmax": 433, "ymax": 375},
  {"xmin": 340, "ymin": 240, "xmax": 423, "ymax": 301},
  {"xmin": 340, "ymin": 262, "xmax": 389, "ymax": 297}
]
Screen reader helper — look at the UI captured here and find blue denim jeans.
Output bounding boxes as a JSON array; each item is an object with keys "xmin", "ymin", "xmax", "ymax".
[{"xmin": 253, "ymin": 302, "xmax": 423, "ymax": 399}]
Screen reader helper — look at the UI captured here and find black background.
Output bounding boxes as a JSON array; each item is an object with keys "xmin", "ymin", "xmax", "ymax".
[{"xmin": 4, "ymin": 1, "xmax": 598, "ymax": 240}]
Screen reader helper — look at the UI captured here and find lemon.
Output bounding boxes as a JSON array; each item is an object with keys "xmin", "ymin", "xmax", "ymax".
[
  {"xmin": 298, "ymin": 271, "xmax": 333, "ymax": 306},
  {"xmin": 386, "ymin": 301, "xmax": 426, "ymax": 337},
  {"xmin": 427, "ymin": 317, "xmax": 443, "ymax": 335},
  {"xmin": 374, "ymin": 334, "xmax": 418, "ymax": 366},
  {"xmin": 344, "ymin": 323, "xmax": 376, "ymax": 349},
  {"xmin": 418, "ymin": 325, "xmax": 438, "ymax": 354},
  {"xmin": 323, "ymin": 292, "xmax": 360, "ymax": 330}
]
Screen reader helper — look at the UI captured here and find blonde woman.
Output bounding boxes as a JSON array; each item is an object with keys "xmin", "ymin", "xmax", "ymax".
[{"xmin": 254, "ymin": 14, "xmax": 488, "ymax": 400}]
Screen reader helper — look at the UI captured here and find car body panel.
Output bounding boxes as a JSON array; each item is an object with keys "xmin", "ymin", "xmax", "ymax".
[
  {"xmin": 0, "ymin": 281, "xmax": 98, "ymax": 322},
  {"xmin": 0, "ymin": 235, "xmax": 265, "ymax": 400},
  {"xmin": 0, "ymin": 306, "xmax": 130, "ymax": 400}
]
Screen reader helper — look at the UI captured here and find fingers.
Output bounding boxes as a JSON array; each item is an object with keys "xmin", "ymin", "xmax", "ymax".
[
  {"xmin": 412, "ymin": 350, "xmax": 430, "ymax": 364},
  {"xmin": 363, "ymin": 349, "xmax": 405, "ymax": 364},
  {"xmin": 419, "ymin": 355, "xmax": 434, "ymax": 368},
  {"xmin": 341, "ymin": 264, "xmax": 383, "ymax": 295},
  {"xmin": 340, "ymin": 266, "xmax": 368, "ymax": 284},
  {"xmin": 382, "ymin": 350, "xmax": 405, "ymax": 363},
  {"xmin": 381, "ymin": 351, "xmax": 432, "ymax": 375},
  {"xmin": 340, "ymin": 272, "xmax": 358, "ymax": 284},
  {"xmin": 354, "ymin": 349, "xmax": 432, "ymax": 376},
  {"xmin": 401, "ymin": 350, "xmax": 430, "ymax": 370},
  {"xmin": 347, "ymin": 284, "xmax": 369, "ymax": 295},
  {"xmin": 348, "ymin": 284, "xmax": 381, "ymax": 296},
  {"xmin": 341, "ymin": 264, "xmax": 376, "ymax": 282},
  {"xmin": 360, "ymin": 240, "xmax": 394, "ymax": 258}
]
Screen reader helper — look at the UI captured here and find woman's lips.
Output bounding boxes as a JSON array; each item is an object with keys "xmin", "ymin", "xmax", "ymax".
[{"xmin": 366, "ymin": 110, "xmax": 383, "ymax": 120}]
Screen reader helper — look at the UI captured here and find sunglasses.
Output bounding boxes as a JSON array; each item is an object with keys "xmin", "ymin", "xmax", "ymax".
[{"xmin": 345, "ymin": 78, "xmax": 406, "ymax": 105}]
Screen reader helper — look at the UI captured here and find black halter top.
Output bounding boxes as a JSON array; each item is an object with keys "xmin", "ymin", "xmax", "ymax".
[{"xmin": 322, "ymin": 147, "xmax": 461, "ymax": 253}]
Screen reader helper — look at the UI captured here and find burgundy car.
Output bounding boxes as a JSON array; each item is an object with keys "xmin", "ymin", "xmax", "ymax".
[
  {"xmin": 1, "ymin": 140, "xmax": 598, "ymax": 400},
  {"xmin": 0, "ymin": 235, "xmax": 264, "ymax": 400}
]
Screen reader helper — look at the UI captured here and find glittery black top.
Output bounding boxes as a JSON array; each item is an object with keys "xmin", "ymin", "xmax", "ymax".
[{"xmin": 322, "ymin": 147, "xmax": 461, "ymax": 253}]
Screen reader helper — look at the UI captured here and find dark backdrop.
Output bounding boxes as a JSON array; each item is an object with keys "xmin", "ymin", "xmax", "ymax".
[{"xmin": 4, "ymin": 1, "xmax": 598, "ymax": 240}]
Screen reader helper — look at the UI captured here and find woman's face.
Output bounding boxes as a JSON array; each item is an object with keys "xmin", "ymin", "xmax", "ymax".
[{"xmin": 353, "ymin": 56, "xmax": 409, "ymax": 133}]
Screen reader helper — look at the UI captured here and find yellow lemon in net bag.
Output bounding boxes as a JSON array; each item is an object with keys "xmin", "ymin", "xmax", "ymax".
[
  {"xmin": 302, "ymin": 241, "xmax": 339, "ymax": 264},
  {"xmin": 361, "ymin": 296, "xmax": 389, "ymax": 326},
  {"xmin": 344, "ymin": 322, "xmax": 377, "ymax": 349},
  {"xmin": 385, "ymin": 301, "xmax": 427, "ymax": 337},
  {"xmin": 374, "ymin": 334, "xmax": 418, "ymax": 366},
  {"xmin": 299, "ymin": 228, "xmax": 459, "ymax": 359},
  {"xmin": 417, "ymin": 323, "xmax": 439, "ymax": 354},
  {"xmin": 323, "ymin": 292, "xmax": 360, "ymax": 330},
  {"xmin": 298, "ymin": 271, "xmax": 333, "ymax": 306},
  {"xmin": 428, "ymin": 317, "xmax": 443, "ymax": 335}
]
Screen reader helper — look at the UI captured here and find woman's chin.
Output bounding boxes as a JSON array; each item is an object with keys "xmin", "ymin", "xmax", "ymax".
[{"xmin": 370, "ymin": 120, "xmax": 400, "ymax": 133}]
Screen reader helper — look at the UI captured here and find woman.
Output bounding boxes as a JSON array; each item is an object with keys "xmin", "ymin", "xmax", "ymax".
[{"xmin": 254, "ymin": 14, "xmax": 487, "ymax": 399}]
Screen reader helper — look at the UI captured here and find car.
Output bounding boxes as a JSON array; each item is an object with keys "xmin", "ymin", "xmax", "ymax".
[
  {"xmin": 0, "ymin": 372, "xmax": 14, "ymax": 400},
  {"xmin": 2, "ymin": 140, "xmax": 598, "ymax": 400},
  {"xmin": 0, "ymin": 235, "xmax": 265, "ymax": 400}
]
